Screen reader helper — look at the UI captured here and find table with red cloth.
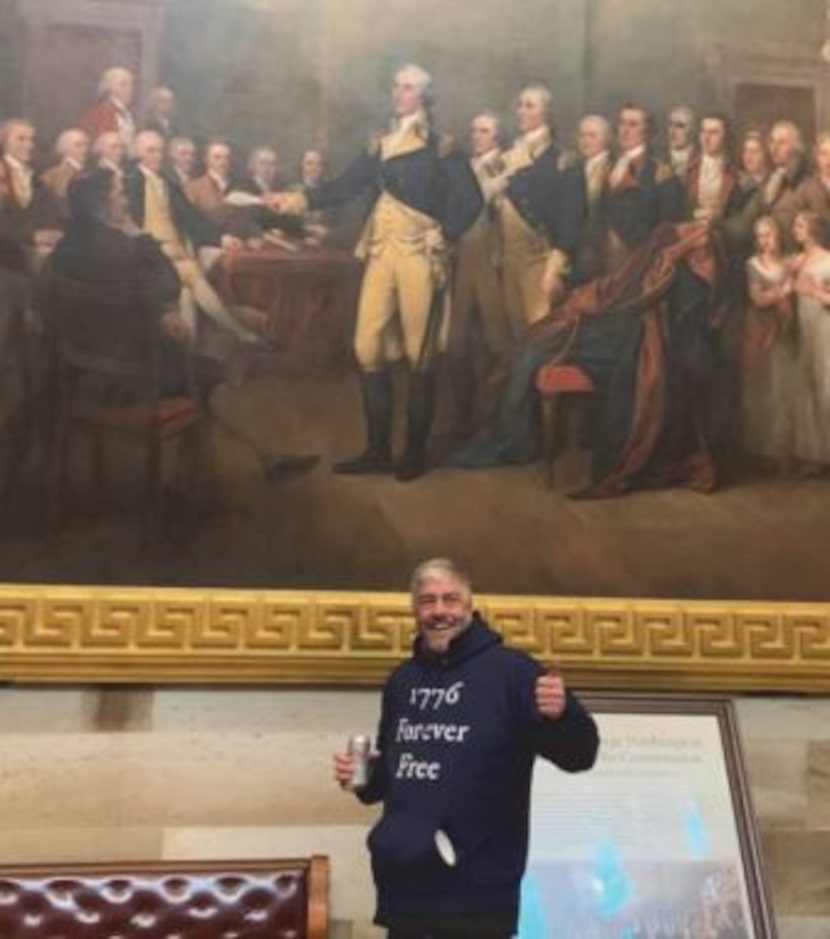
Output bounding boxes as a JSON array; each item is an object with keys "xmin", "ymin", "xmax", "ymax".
[{"xmin": 213, "ymin": 246, "xmax": 362, "ymax": 370}]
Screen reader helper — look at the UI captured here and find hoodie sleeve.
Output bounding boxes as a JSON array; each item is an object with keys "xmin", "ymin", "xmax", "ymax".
[
  {"xmin": 514, "ymin": 655, "xmax": 599, "ymax": 773},
  {"xmin": 531, "ymin": 690, "xmax": 600, "ymax": 773}
]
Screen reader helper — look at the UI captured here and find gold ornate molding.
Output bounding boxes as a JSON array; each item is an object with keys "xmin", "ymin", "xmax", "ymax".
[{"xmin": 0, "ymin": 584, "xmax": 828, "ymax": 691}]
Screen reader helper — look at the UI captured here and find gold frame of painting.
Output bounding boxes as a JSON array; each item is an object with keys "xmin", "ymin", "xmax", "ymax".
[{"xmin": 0, "ymin": 584, "xmax": 827, "ymax": 692}]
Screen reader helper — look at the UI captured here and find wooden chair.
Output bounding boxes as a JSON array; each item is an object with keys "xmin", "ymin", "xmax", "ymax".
[
  {"xmin": 535, "ymin": 361, "xmax": 595, "ymax": 488},
  {"xmin": 41, "ymin": 275, "xmax": 210, "ymax": 536}
]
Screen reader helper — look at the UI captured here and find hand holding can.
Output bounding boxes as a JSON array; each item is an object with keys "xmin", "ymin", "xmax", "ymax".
[{"xmin": 347, "ymin": 734, "xmax": 372, "ymax": 789}]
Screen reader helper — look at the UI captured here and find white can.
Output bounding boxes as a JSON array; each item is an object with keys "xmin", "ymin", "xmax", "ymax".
[{"xmin": 347, "ymin": 733, "xmax": 372, "ymax": 790}]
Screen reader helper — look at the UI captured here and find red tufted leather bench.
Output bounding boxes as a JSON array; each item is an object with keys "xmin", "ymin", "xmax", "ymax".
[{"xmin": 0, "ymin": 856, "xmax": 328, "ymax": 939}]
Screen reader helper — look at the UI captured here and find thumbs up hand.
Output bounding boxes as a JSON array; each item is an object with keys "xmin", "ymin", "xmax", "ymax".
[{"xmin": 535, "ymin": 665, "xmax": 567, "ymax": 720}]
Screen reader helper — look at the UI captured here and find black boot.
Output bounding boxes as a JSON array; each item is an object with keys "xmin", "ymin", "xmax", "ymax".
[
  {"xmin": 395, "ymin": 371, "xmax": 436, "ymax": 482},
  {"xmin": 334, "ymin": 370, "xmax": 394, "ymax": 474}
]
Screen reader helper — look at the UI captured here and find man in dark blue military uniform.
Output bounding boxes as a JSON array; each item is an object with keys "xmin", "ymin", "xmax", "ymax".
[
  {"xmin": 484, "ymin": 83, "xmax": 586, "ymax": 336},
  {"xmin": 602, "ymin": 103, "xmax": 684, "ymax": 273},
  {"xmin": 275, "ymin": 64, "xmax": 482, "ymax": 481}
]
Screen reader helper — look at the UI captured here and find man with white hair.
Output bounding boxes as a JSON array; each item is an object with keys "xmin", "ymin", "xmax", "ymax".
[
  {"xmin": 576, "ymin": 113, "xmax": 613, "ymax": 278},
  {"xmin": 41, "ymin": 128, "xmax": 91, "ymax": 216},
  {"xmin": 185, "ymin": 140, "xmax": 261, "ymax": 239},
  {"xmin": 0, "ymin": 119, "xmax": 62, "ymax": 259},
  {"xmin": 333, "ymin": 557, "xmax": 598, "ymax": 939},
  {"xmin": 242, "ymin": 146, "xmax": 284, "ymax": 196},
  {"xmin": 187, "ymin": 140, "xmax": 301, "ymax": 242},
  {"xmin": 93, "ymin": 131, "xmax": 127, "ymax": 178},
  {"xmin": 299, "ymin": 148, "xmax": 327, "ymax": 190},
  {"xmin": 167, "ymin": 136, "xmax": 196, "ymax": 187},
  {"xmin": 79, "ymin": 67, "xmax": 137, "ymax": 153},
  {"xmin": 764, "ymin": 120, "xmax": 825, "ymax": 247},
  {"xmin": 124, "ymin": 129, "xmax": 264, "ymax": 345},
  {"xmin": 143, "ymin": 85, "xmax": 179, "ymax": 140},
  {"xmin": 272, "ymin": 63, "xmax": 482, "ymax": 481},
  {"xmin": 666, "ymin": 105, "xmax": 697, "ymax": 181},
  {"xmin": 446, "ymin": 109, "xmax": 510, "ymax": 441},
  {"xmin": 485, "ymin": 83, "xmax": 585, "ymax": 335}
]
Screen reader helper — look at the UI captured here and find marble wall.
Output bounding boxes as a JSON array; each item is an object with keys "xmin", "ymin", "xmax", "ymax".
[{"xmin": 0, "ymin": 687, "xmax": 827, "ymax": 938}]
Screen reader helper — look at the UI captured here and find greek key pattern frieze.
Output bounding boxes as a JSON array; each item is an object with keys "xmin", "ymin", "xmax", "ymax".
[{"xmin": 0, "ymin": 587, "xmax": 826, "ymax": 690}]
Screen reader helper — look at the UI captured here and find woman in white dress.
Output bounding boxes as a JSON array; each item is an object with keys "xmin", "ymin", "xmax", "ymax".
[
  {"xmin": 791, "ymin": 209, "xmax": 830, "ymax": 472},
  {"xmin": 741, "ymin": 215, "xmax": 795, "ymax": 472}
]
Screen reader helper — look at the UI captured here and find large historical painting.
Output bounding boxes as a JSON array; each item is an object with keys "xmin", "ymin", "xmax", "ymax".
[{"xmin": 1, "ymin": 0, "xmax": 829, "ymax": 603}]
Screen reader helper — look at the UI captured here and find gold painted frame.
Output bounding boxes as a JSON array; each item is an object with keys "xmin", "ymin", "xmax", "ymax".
[{"xmin": 0, "ymin": 584, "xmax": 827, "ymax": 691}]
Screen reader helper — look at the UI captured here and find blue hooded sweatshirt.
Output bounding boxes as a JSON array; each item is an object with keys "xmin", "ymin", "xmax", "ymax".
[{"xmin": 358, "ymin": 613, "xmax": 599, "ymax": 933}]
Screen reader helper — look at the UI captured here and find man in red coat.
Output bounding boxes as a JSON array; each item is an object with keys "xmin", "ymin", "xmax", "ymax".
[{"xmin": 79, "ymin": 67, "xmax": 137, "ymax": 156}]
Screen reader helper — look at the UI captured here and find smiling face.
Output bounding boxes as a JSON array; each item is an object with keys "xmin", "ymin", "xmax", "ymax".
[{"xmin": 412, "ymin": 569, "xmax": 473, "ymax": 655}]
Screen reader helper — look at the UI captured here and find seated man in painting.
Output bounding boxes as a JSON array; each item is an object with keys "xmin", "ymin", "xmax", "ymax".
[
  {"xmin": 125, "ymin": 130, "xmax": 267, "ymax": 347},
  {"xmin": 0, "ymin": 119, "xmax": 63, "ymax": 270},
  {"xmin": 185, "ymin": 140, "xmax": 264, "ymax": 241},
  {"xmin": 241, "ymin": 146, "xmax": 287, "ymax": 197},
  {"xmin": 93, "ymin": 131, "xmax": 127, "ymax": 179},
  {"xmin": 167, "ymin": 136, "xmax": 197, "ymax": 188},
  {"xmin": 41, "ymin": 128, "xmax": 91, "ymax": 220},
  {"xmin": 289, "ymin": 147, "xmax": 352, "ymax": 248},
  {"xmin": 186, "ymin": 140, "xmax": 303, "ymax": 245},
  {"xmin": 48, "ymin": 168, "xmax": 318, "ymax": 482}
]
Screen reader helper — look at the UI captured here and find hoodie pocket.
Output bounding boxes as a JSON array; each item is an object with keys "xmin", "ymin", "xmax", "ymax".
[{"xmin": 367, "ymin": 812, "xmax": 447, "ymax": 893}]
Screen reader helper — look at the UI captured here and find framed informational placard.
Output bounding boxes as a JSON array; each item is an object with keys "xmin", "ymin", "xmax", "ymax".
[{"xmin": 520, "ymin": 695, "xmax": 776, "ymax": 939}]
